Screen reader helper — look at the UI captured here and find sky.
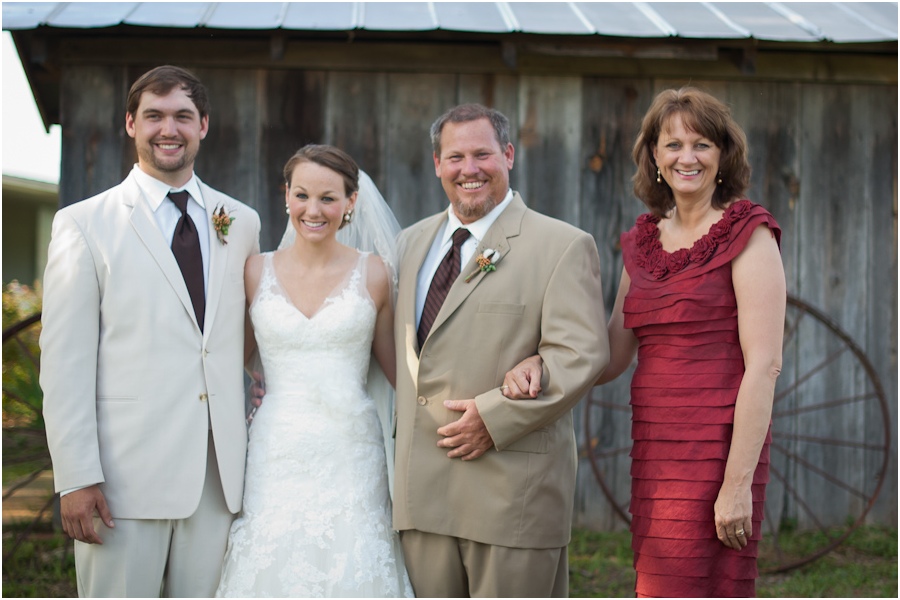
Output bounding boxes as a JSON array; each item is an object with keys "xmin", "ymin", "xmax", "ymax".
[{"xmin": 2, "ymin": 31, "xmax": 62, "ymax": 184}]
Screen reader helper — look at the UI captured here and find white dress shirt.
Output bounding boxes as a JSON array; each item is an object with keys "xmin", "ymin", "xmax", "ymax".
[{"xmin": 415, "ymin": 189, "xmax": 514, "ymax": 327}]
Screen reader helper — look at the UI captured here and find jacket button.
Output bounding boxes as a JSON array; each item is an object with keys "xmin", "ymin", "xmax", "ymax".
[
  {"xmin": 199, "ymin": 393, "xmax": 208, "ymax": 402},
  {"xmin": 417, "ymin": 396, "xmax": 427, "ymax": 406}
]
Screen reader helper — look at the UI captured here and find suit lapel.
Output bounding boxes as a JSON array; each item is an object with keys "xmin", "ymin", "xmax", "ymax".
[
  {"xmin": 200, "ymin": 183, "xmax": 228, "ymax": 340},
  {"xmin": 125, "ymin": 176, "xmax": 200, "ymax": 332},
  {"xmin": 426, "ymin": 195, "xmax": 526, "ymax": 342}
]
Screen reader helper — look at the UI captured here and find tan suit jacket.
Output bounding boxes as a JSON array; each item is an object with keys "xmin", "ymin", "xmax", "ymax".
[
  {"xmin": 40, "ymin": 171, "xmax": 260, "ymax": 518},
  {"xmin": 393, "ymin": 193, "xmax": 609, "ymax": 549}
]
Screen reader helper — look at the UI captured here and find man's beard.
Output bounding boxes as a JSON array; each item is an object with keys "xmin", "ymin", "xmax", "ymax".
[{"xmin": 452, "ymin": 195, "xmax": 498, "ymax": 223}]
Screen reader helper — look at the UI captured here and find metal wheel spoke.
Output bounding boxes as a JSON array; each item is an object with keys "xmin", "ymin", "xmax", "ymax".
[
  {"xmin": 782, "ymin": 310, "xmax": 807, "ymax": 348},
  {"xmin": 774, "ymin": 346, "xmax": 850, "ymax": 404},
  {"xmin": 771, "ymin": 431, "xmax": 885, "ymax": 451},
  {"xmin": 768, "ymin": 462, "xmax": 830, "ymax": 535},
  {"xmin": 772, "ymin": 392, "xmax": 877, "ymax": 418},
  {"xmin": 590, "ymin": 445, "xmax": 631, "ymax": 460},
  {"xmin": 770, "ymin": 441, "xmax": 870, "ymax": 500},
  {"xmin": 590, "ymin": 400, "xmax": 630, "ymax": 412}
]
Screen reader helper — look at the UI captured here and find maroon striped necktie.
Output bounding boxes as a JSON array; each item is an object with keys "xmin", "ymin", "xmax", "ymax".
[
  {"xmin": 417, "ymin": 227, "xmax": 470, "ymax": 349},
  {"xmin": 168, "ymin": 191, "xmax": 205, "ymax": 331}
]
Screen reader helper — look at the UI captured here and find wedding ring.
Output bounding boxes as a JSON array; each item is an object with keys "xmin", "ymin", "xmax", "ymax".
[
  {"xmin": 500, "ymin": 385, "xmax": 509, "ymax": 391},
  {"xmin": 735, "ymin": 529, "xmax": 745, "ymax": 536}
]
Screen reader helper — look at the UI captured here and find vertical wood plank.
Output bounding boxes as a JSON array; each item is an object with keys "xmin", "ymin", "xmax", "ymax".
[
  {"xmin": 384, "ymin": 73, "xmax": 457, "ymax": 227},
  {"xmin": 325, "ymin": 71, "xmax": 389, "ymax": 188},
  {"xmin": 515, "ymin": 76, "xmax": 583, "ymax": 224},
  {"xmin": 252, "ymin": 69, "xmax": 326, "ymax": 251},
  {"xmin": 576, "ymin": 77, "xmax": 654, "ymax": 531},
  {"xmin": 59, "ymin": 65, "xmax": 130, "ymax": 207}
]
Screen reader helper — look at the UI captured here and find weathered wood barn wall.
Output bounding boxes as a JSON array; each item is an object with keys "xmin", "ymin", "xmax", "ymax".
[{"xmin": 7, "ymin": 2, "xmax": 897, "ymax": 532}]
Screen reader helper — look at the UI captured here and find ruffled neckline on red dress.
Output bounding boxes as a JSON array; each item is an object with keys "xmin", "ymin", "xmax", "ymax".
[{"xmin": 633, "ymin": 199, "xmax": 754, "ymax": 280}]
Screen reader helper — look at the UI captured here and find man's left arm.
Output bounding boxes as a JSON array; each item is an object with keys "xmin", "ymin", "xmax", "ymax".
[
  {"xmin": 480, "ymin": 232, "xmax": 608, "ymax": 449},
  {"xmin": 439, "ymin": 232, "xmax": 609, "ymax": 457}
]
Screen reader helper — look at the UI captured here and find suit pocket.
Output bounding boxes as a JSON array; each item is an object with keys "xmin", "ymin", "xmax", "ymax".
[
  {"xmin": 477, "ymin": 302, "xmax": 525, "ymax": 315},
  {"xmin": 503, "ymin": 428, "xmax": 549, "ymax": 453}
]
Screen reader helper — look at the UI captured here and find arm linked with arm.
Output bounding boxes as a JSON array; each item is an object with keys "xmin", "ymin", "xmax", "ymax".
[{"xmin": 475, "ymin": 232, "xmax": 610, "ymax": 450}]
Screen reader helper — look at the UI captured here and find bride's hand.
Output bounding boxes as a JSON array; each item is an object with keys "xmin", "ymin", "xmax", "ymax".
[{"xmin": 502, "ymin": 354, "xmax": 543, "ymax": 399}]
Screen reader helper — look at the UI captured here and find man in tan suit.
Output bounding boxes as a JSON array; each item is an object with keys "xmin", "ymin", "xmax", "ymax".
[
  {"xmin": 393, "ymin": 103, "xmax": 609, "ymax": 597},
  {"xmin": 40, "ymin": 66, "xmax": 260, "ymax": 597}
]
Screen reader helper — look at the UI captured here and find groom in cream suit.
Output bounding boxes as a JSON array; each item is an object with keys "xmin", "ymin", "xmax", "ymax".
[
  {"xmin": 40, "ymin": 66, "xmax": 260, "ymax": 597},
  {"xmin": 393, "ymin": 103, "xmax": 610, "ymax": 597}
]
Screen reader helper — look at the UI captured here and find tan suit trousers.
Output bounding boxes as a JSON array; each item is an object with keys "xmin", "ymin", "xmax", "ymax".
[
  {"xmin": 401, "ymin": 529, "xmax": 568, "ymax": 598},
  {"xmin": 74, "ymin": 434, "xmax": 235, "ymax": 597}
]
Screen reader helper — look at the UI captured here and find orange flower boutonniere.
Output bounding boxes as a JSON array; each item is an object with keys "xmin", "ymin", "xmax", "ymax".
[
  {"xmin": 212, "ymin": 205, "xmax": 236, "ymax": 245},
  {"xmin": 465, "ymin": 248, "xmax": 500, "ymax": 283}
]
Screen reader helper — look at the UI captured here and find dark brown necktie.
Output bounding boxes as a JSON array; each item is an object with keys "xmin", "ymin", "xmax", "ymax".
[
  {"xmin": 417, "ymin": 227, "xmax": 470, "ymax": 349},
  {"xmin": 168, "ymin": 191, "xmax": 205, "ymax": 331}
]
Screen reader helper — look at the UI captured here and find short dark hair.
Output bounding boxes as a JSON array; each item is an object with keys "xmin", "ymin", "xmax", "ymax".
[
  {"xmin": 126, "ymin": 65, "xmax": 210, "ymax": 119},
  {"xmin": 632, "ymin": 87, "xmax": 750, "ymax": 217},
  {"xmin": 430, "ymin": 103, "xmax": 511, "ymax": 155},
  {"xmin": 283, "ymin": 144, "xmax": 360, "ymax": 197}
]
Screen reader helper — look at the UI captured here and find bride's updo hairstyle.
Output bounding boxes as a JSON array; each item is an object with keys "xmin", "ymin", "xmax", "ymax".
[
  {"xmin": 632, "ymin": 87, "xmax": 750, "ymax": 218},
  {"xmin": 283, "ymin": 145, "xmax": 360, "ymax": 229}
]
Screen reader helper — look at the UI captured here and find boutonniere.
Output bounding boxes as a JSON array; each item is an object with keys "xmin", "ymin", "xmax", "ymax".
[
  {"xmin": 465, "ymin": 248, "xmax": 500, "ymax": 283},
  {"xmin": 211, "ymin": 205, "xmax": 236, "ymax": 245}
]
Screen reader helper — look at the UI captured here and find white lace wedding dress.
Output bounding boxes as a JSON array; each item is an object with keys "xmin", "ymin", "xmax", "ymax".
[{"xmin": 216, "ymin": 251, "xmax": 413, "ymax": 598}]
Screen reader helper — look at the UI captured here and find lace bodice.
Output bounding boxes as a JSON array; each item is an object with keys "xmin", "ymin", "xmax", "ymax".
[{"xmin": 250, "ymin": 251, "xmax": 376, "ymax": 397}]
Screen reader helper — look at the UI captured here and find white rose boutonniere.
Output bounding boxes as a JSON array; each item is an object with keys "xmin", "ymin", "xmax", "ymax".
[{"xmin": 465, "ymin": 248, "xmax": 500, "ymax": 283}]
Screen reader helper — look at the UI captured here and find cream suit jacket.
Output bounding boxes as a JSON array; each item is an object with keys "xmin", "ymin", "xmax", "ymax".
[
  {"xmin": 393, "ymin": 193, "xmax": 609, "ymax": 549},
  {"xmin": 40, "ymin": 171, "xmax": 260, "ymax": 519}
]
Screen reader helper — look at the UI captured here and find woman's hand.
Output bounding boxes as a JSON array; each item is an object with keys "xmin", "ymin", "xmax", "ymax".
[
  {"xmin": 714, "ymin": 482, "xmax": 752, "ymax": 550},
  {"xmin": 502, "ymin": 354, "xmax": 543, "ymax": 399}
]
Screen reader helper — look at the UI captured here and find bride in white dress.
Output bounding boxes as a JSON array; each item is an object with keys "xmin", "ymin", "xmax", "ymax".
[{"xmin": 216, "ymin": 145, "xmax": 413, "ymax": 597}]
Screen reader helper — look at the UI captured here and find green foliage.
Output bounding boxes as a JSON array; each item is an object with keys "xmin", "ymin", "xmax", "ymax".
[
  {"xmin": 758, "ymin": 525, "xmax": 898, "ymax": 597},
  {"xmin": 568, "ymin": 529, "xmax": 635, "ymax": 597},
  {"xmin": 2, "ymin": 280, "xmax": 44, "ymax": 429},
  {"xmin": 568, "ymin": 525, "xmax": 898, "ymax": 598},
  {"xmin": 3, "ymin": 281, "xmax": 49, "ymax": 486},
  {"xmin": 2, "ymin": 524, "xmax": 77, "ymax": 598}
]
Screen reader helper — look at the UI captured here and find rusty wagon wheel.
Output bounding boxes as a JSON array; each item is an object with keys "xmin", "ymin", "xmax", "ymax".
[{"xmin": 583, "ymin": 295, "xmax": 891, "ymax": 574}]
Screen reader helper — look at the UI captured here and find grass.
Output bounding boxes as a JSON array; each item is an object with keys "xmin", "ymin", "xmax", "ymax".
[
  {"xmin": 568, "ymin": 525, "xmax": 897, "ymax": 598},
  {"xmin": 2, "ymin": 523, "xmax": 77, "ymax": 598},
  {"xmin": 2, "ymin": 522, "xmax": 896, "ymax": 597}
]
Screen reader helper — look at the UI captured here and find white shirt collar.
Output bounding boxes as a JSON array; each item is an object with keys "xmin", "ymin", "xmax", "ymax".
[
  {"xmin": 443, "ymin": 188, "xmax": 514, "ymax": 245},
  {"xmin": 131, "ymin": 164, "xmax": 205, "ymax": 213}
]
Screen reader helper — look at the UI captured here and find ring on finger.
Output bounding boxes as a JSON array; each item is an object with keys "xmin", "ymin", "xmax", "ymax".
[
  {"xmin": 735, "ymin": 528, "xmax": 745, "ymax": 537},
  {"xmin": 500, "ymin": 385, "xmax": 509, "ymax": 391}
]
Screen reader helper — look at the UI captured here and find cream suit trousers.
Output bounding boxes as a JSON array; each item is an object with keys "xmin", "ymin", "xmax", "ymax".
[{"xmin": 74, "ymin": 434, "xmax": 234, "ymax": 597}]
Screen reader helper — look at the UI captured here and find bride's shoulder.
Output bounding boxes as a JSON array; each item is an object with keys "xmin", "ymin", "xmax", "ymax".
[
  {"xmin": 244, "ymin": 252, "xmax": 269, "ymax": 295},
  {"xmin": 364, "ymin": 253, "xmax": 392, "ymax": 306}
]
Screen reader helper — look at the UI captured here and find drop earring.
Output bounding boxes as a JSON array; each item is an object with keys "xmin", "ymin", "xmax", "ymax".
[
  {"xmin": 717, "ymin": 172, "xmax": 723, "ymax": 184},
  {"xmin": 344, "ymin": 209, "xmax": 353, "ymax": 224},
  {"xmin": 285, "ymin": 205, "xmax": 290, "ymax": 215},
  {"xmin": 656, "ymin": 167, "xmax": 662, "ymax": 183}
]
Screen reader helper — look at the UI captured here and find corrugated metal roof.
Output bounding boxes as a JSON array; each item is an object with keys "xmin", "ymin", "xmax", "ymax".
[{"xmin": 2, "ymin": 1, "xmax": 896, "ymax": 42}]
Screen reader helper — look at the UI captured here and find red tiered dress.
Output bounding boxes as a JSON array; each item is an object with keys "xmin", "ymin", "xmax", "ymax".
[{"xmin": 620, "ymin": 200, "xmax": 781, "ymax": 598}]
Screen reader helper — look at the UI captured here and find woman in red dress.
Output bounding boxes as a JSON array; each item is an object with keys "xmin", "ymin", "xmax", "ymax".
[{"xmin": 598, "ymin": 87, "xmax": 786, "ymax": 597}]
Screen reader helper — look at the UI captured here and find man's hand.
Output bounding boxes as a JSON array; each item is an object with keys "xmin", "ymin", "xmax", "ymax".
[
  {"xmin": 248, "ymin": 370, "xmax": 265, "ymax": 422},
  {"xmin": 437, "ymin": 400, "xmax": 494, "ymax": 460},
  {"xmin": 60, "ymin": 485, "xmax": 113, "ymax": 544}
]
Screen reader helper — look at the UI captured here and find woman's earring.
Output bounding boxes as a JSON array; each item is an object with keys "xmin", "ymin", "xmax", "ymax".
[
  {"xmin": 344, "ymin": 209, "xmax": 353, "ymax": 223},
  {"xmin": 285, "ymin": 205, "xmax": 290, "ymax": 215},
  {"xmin": 656, "ymin": 167, "xmax": 662, "ymax": 183},
  {"xmin": 717, "ymin": 172, "xmax": 723, "ymax": 184}
]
